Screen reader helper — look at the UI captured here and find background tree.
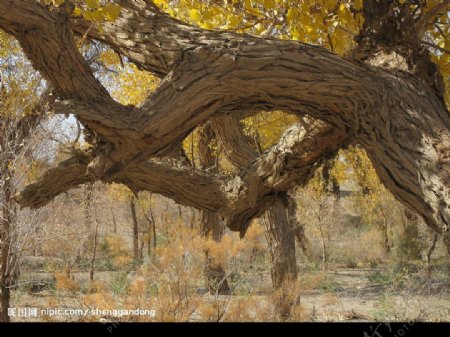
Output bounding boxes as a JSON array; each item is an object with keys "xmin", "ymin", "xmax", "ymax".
[
  {"xmin": 0, "ymin": 1, "xmax": 449, "ymax": 322},
  {"xmin": 0, "ymin": 41, "xmax": 48, "ymax": 320}
]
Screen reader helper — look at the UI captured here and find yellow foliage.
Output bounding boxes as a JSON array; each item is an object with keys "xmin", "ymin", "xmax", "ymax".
[
  {"xmin": 86, "ymin": 0, "xmax": 99, "ymax": 9},
  {"xmin": 243, "ymin": 221, "xmax": 265, "ymax": 251},
  {"xmin": 112, "ymin": 63, "xmax": 159, "ymax": 105},
  {"xmin": 107, "ymin": 183, "xmax": 133, "ymax": 202},
  {"xmin": 68, "ymin": 1, "xmax": 122, "ymax": 23},
  {"xmin": 242, "ymin": 111, "xmax": 298, "ymax": 150},
  {"xmin": 346, "ymin": 146, "xmax": 382, "ymax": 194},
  {"xmin": 103, "ymin": 3, "xmax": 122, "ymax": 22},
  {"xmin": 102, "ymin": 234, "xmax": 134, "ymax": 268}
]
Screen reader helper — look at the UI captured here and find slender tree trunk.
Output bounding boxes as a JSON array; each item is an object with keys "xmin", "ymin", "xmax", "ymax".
[
  {"xmin": 130, "ymin": 196, "xmax": 139, "ymax": 261},
  {"xmin": 426, "ymin": 232, "xmax": 439, "ymax": 272},
  {"xmin": 84, "ymin": 183, "xmax": 93, "ymax": 229},
  {"xmin": 0, "ymin": 241, "xmax": 11, "ymax": 323},
  {"xmin": 317, "ymin": 211, "xmax": 329, "ymax": 272},
  {"xmin": 139, "ymin": 237, "xmax": 145, "ymax": 262},
  {"xmin": 0, "ymin": 176, "xmax": 13, "ymax": 322},
  {"xmin": 379, "ymin": 208, "xmax": 390, "ymax": 254},
  {"xmin": 0, "ymin": 284, "xmax": 10, "ymax": 323},
  {"xmin": 81, "ymin": 183, "xmax": 94, "ymax": 268},
  {"xmin": 178, "ymin": 204, "xmax": 182, "ymax": 219},
  {"xmin": 151, "ymin": 213, "xmax": 156, "ymax": 250},
  {"xmin": 382, "ymin": 219, "xmax": 390, "ymax": 254},
  {"xmin": 143, "ymin": 216, "xmax": 152, "ymax": 257},
  {"xmin": 110, "ymin": 207, "xmax": 117, "ymax": 234},
  {"xmin": 261, "ymin": 198, "xmax": 298, "ymax": 289},
  {"xmin": 148, "ymin": 193, "xmax": 157, "ymax": 250},
  {"xmin": 89, "ymin": 219, "xmax": 99, "ymax": 282}
]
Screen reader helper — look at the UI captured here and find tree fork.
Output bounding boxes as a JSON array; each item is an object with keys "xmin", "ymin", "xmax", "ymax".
[{"xmin": 1, "ymin": 0, "xmax": 448, "ymax": 253}]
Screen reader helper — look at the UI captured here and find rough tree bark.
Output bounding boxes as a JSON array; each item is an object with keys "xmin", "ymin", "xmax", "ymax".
[
  {"xmin": 0, "ymin": 0, "xmax": 448, "ymax": 254},
  {"xmin": 197, "ymin": 123, "xmax": 230, "ymax": 295},
  {"xmin": 260, "ymin": 198, "xmax": 298, "ymax": 288},
  {"xmin": 212, "ymin": 115, "xmax": 297, "ymax": 288},
  {"xmin": 17, "ymin": 123, "xmax": 345, "ymax": 234}
]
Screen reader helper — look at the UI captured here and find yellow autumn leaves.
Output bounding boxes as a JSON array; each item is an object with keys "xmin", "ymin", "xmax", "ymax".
[
  {"xmin": 152, "ymin": 0, "xmax": 364, "ymax": 54},
  {"xmin": 149, "ymin": 0, "xmax": 448, "ymax": 105},
  {"xmin": 43, "ymin": 0, "xmax": 121, "ymax": 22}
]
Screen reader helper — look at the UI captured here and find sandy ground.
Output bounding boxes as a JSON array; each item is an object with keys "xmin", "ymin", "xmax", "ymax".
[{"xmin": 10, "ymin": 267, "xmax": 450, "ymax": 322}]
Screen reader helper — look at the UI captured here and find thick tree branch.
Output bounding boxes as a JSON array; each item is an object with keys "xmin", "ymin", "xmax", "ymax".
[
  {"xmin": 70, "ymin": 0, "xmax": 254, "ymax": 78},
  {"xmin": 16, "ymin": 122, "xmax": 347, "ymax": 232},
  {"xmin": 221, "ymin": 122, "xmax": 347, "ymax": 232},
  {"xmin": 0, "ymin": 1, "xmax": 109, "ymax": 102},
  {"xmin": 2, "ymin": 0, "xmax": 449, "ymax": 249},
  {"xmin": 13, "ymin": 150, "xmax": 93, "ymax": 208},
  {"xmin": 212, "ymin": 115, "xmax": 258, "ymax": 168},
  {"xmin": 0, "ymin": 0, "xmax": 141, "ymax": 160},
  {"xmin": 0, "ymin": 0, "xmax": 376, "ymax": 166}
]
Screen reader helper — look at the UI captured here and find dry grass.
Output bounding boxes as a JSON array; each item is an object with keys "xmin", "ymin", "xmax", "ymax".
[{"xmin": 9, "ymin": 188, "xmax": 450, "ymax": 322}]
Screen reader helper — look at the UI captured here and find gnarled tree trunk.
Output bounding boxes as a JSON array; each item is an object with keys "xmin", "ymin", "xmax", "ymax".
[
  {"xmin": 0, "ymin": 0, "xmax": 448, "ymax": 259},
  {"xmin": 212, "ymin": 115, "xmax": 298, "ymax": 288}
]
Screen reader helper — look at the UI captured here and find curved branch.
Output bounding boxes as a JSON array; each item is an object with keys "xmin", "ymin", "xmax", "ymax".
[
  {"xmin": 71, "ymin": 0, "xmax": 254, "ymax": 78},
  {"xmin": 14, "ymin": 150, "xmax": 93, "ymax": 208},
  {"xmin": 16, "ymin": 122, "xmax": 348, "ymax": 232},
  {"xmin": 212, "ymin": 115, "xmax": 257, "ymax": 168},
  {"xmin": 3, "ymin": 0, "xmax": 450, "ymax": 250},
  {"xmin": 0, "ymin": 1, "xmax": 109, "ymax": 102},
  {"xmin": 0, "ymin": 0, "xmax": 138, "ymax": 156},
  {"xmin": 222, "ymin": 122, "xmax": 347, "ymax": 232}
]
